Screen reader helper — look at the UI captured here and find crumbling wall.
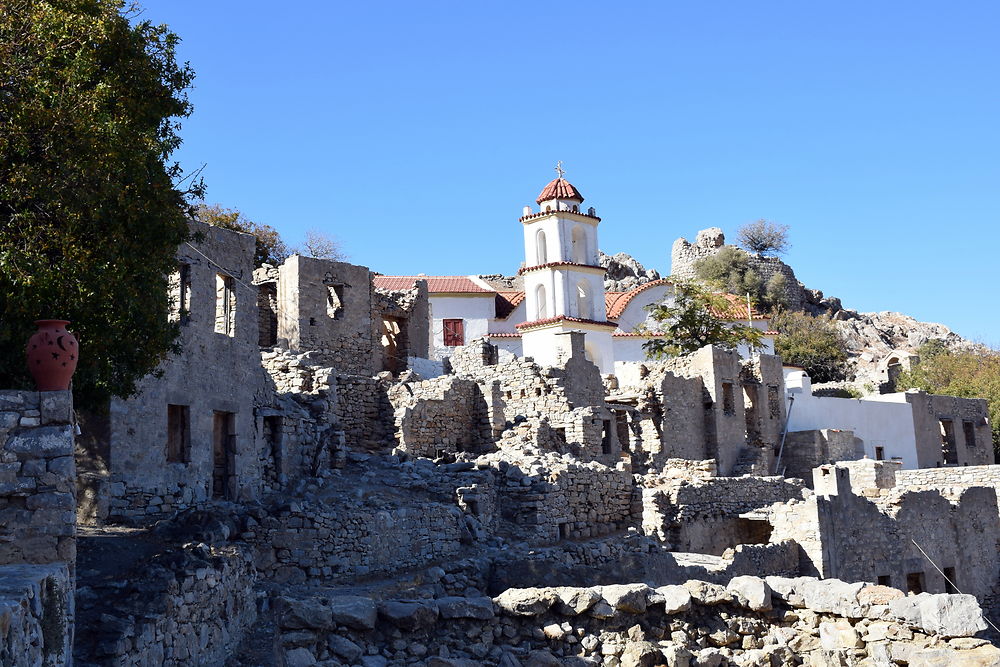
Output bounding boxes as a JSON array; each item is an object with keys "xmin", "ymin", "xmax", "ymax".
[
  {"xmin": 247, "ymin": 500, "xmax": 467, "ymax": 584},
  {"xmin": 903, "ymin": 391, "xmax": 993, "ymax": 467},
  {"xmin": 372, "ymin": 281, "xmax": 430, "ymax": 372},
  {"xmin": 640, "ymin": 474, "xmax": 804, "ymax": 554},
  {"xmin": 74, "ymin": 543, "xmax": 256, "ymax": 666},
  {"xmin": 105, "ymin": 221, "xmax": 267, "ymax": 521},
  {"xmin": 0, "ymin": 390, "xmax": 76, "ymax": 569},
  {"xmin": 274, "ymin": 576, "xmax": 994, "ymax": 667},
  {"xmin": 389, "ymin": 375, "xmax": 490, "ymax": 457},
  {"xmin": 781, "ymin": 429, "xmax": 865, "ymax": 482},
  {"xmin": 277, "ymin": 255, "xmax": 377, "ymax": 376},
  {"xmin": 0, "ymin": 564, "xmax": 72, "ymax": 667},
  {"xmin": 896, "ymin": 464, "xmax": 1000, "ymax": 520},
  {"xmin": 671, "ymin": 227, "xmax": 806, "ymax": 310},
  {"xmin": 489, "ymin": 453, "xmax": 636, "ymax": 544},
  {"xmin": 769, "ymin": 461, "xmax": 1000, "ymax": 598},
  {"xmin": 334, "ymin": 374, "xmax": 392, "ymax": 450}
]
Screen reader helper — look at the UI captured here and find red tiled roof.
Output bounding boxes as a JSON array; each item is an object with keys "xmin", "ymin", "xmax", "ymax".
[
  {"xmin": 495, "ymin": 291, "xmax": 526, "ymax": 320},
  {"xmin": 603, "ymin": 279, "xmax": 768, "ymax": 322},
  {"xmin": 516, "ymin": 316, "xmax": 618, "ymax": 331},
  {"xmin": 373, "ymin": 276, "xmax": 492, "ymax": 294},
  {"xmin": 536, "ymin": 178, "xmax": 584, "ymax": 204},
  {"xmin": 605, "ymin": 279, "xmax": 673, "ymax": 319},
  {"xmin": 518, "ymin": 262, "xmax": 605, "ymax": 276}
]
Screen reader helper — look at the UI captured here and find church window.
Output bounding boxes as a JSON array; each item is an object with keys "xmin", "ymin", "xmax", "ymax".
[
  {"xmin": 535, "ymin": 284, "xmax": 547, "ymax": 319},
  {"xmin": 443, "ymin": 319, "xmax": 464, "ymax": 347},
  {"xmin": 536, "ymin": 229, "xmax": 547, "ymax": 264},
  {"xmin": 576, "ymin": 281, "xmax": 592, "ymax": 319},
  {"xmin": 571, "ymin": 226, "xmax": 587, "ymax": 263}
]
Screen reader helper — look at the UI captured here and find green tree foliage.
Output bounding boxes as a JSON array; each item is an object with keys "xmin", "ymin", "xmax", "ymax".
[
  {"xmin": 737, "ymin": 219, "xmax": 790, "ymax": 256},
  {"xmin": 897, "ymin": 342, "xmax": 1000, "ymax": 455},
  {"xmin": 694, "ymin": 246, "xmax": 788, "ymax": 311},
  {"xmin": 642, "ymin": 281, "xmax": 765, "ymax": 359},
  {"xmin": 771, "ymin": 310, "xmax": 848, "ymax": 382},
  {"xmin": 0, "ymin": 0, "xmax": 199, "ymax": 404},
  {"xmin": 196, "ymin": 204, "xmax": 289, "ymax": 266}
]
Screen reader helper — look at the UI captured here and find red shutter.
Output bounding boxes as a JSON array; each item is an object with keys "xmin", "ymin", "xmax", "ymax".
[{"xmin": 443, "ymin": 319, "xmax": 464, "ymax": 346}]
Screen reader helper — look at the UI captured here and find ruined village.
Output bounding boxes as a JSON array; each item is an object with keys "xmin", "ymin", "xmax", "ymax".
[{"xmin": 3, "ymin": 170, "xmax": 999, "ymax": 667}]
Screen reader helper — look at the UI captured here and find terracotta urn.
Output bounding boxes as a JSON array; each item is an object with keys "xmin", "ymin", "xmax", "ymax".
[{"xmin": 25, "ymin": 320, "xmax": 79, "ymax": 391}]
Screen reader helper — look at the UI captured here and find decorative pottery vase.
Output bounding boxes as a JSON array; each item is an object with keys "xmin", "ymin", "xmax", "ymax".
[{"xmin": 25, "ymin": 320, "xmax": 79, "ymax": 391}]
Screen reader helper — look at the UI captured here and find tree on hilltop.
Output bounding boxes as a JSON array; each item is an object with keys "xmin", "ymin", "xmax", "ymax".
[
  {"xmin": 737, "ymin": 219, "xmax": 790, "ymax": 256},
  {"xmin": 0, "ymin": 0, "xmax": 199, "ymax": 403}
]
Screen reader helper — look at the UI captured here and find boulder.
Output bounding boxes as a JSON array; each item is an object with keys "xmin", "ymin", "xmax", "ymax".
[
  {"xmin": 525, "ymin": 649, "xmax": 562, "ymax": 666},
  {"xmin": 683, "ymin": 580, "xmax": 732, "ymax": 606},
  {"xmin": 726, "ymin": 576, "xmax": 772, "ymax": 612},
  {"xmin": 818, "ymin": 620, "xmax": 863, "ymax": 650},
  {"xmin": 601, "ymin": 584, "xmax": 652, "ymax": 613},
  {"xmin": 276, "ymin": 597, "xmax": 333, "ymax": 630},
  {"xmin": 654, "ymin": 585, "xmax": 692, "ymax": 614},
  {"xmin": 495, "ymin": 588, "xmax": 557, "ymax": 616},
  {"xmin": 326, "ymin": 595, "xmax": 377, "ymax": 631},
  {"xmin": 377, "ymin": 600, "xmax": 438, "ymax": 631},
  {"xmin": 889, "ymin": 593, "xmax": 988, "ymax": 638},
  {"xmin": 554, "ymin": 587, "xmax": 602, "ymax": 615},
  {"xmin": 436, "ymin": 596, "xmax": 494, "ymax": 620},
  {"xmin": 326, "ymin": 635, "xmax": 362, "ymax": 662},
  {"xmin": 282, "ymin": 647, "xmax": 316, "ymax": 667},
  {"xmin": 619, "ymin": 641, "xmax": 664, "ymax": 667}
]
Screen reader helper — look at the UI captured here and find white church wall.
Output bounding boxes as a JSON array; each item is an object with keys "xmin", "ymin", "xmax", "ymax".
[
  {"xmin": 428, "ymin": 294, "xmax": 495, "ymax": 360},
  {"xmin": 784, "ymin": 370, "xmax": 919, "ymax": 468}
]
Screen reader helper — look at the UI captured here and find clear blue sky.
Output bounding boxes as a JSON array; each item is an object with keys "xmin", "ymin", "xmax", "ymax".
[{"xmin": 142, "ymin": 1, "xmax": 999, "ymax": 346}]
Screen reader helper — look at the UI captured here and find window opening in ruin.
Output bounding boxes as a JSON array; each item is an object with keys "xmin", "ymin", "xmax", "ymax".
[
  {"xmin": 381, "ymin": 316, "xmax": 407, "ymax": 374},
  {"xmin": 520, "ymin": 389, "xmax": 526, "ymax": 398},
  {"xmin": 571, "ymin": 225, "xmax": 587, "ymax": 263},
  {"xmin": 939, "ymin": 419, "xmax": 958, "ymax": 464},
  {"xmin": 559, "ymin": 523, "xmax": 570, "ymax": 540},
  {"xmin": 601, "ymin": 420, "xmax": 613, "ymax": 455},
  {"xmin": 443, "ymin": 318, "xmax": 464, "ymax": 347},
  {"xmin": 875, "ymin": 446, "xmax": 885, "ymax": 461},
  {"xmin": 212, "ymin": 411, "xmax": 236, "ymax": 500},
  {"xmin": 905, "ymin": 572, "xmax": 925, "ymax": 594},
  {"xmin": 214, "ymin": 274, "xmax": 236, "ymax": 336},
  {"xmin": 257, "ymin": 282, "xmax": 278, "ymax": 347},
  {"xmin": 535, "ymin": 284, "xmax": 547, "ymax": 319},
  {"xmin": 166, "ymin": 404, "xmax": 190, "ymax": 463},
  {"xmin": 943, "ymin": 567, "xmax": 957, "ymax": 593},
  {"xmin": 962, "ymin": 420, "xmax": 976, "ymax": 448},
  {"xmin": 536, "ymin": 229, "xmax": 547, "ymax": 264},
  {"xmin": 735, "ymin": 518, "xmax": 772, "ymax": 545},
  {"xmin": 466, "ymin": 499, "xmax": 480, "ymax": 516},
  {"xmin": 767, "ymin": 385, "xmax": 780, "ymax": 419},
  {"xmin": 535, "ymin": 388, "xmax": 542, "ymax": 397},
  {"xmin": 309, "ymin": 317, "xmax": 316, "ymax": 326},
  {"xmin": 877, "ymin": 575, "xmax": 891, "ymax": 587},
  {"xmin": 576, "ymin": 280, "xmax": 592, "ymax": 319},
  {"xmin": 743, "ymin": 386, "xmax": 759, "ymax": 441},
  {"xmin": 615, "ymin": 412, "xmax": 631, "ymax": 453},
  {"xmin": 722, "ymin": 382, "xmax": 735, "ymax": 416},
  {"xmin": 553, "ymin": 427, "xmax": 567, "ymax": 446},
  {"xmin": 263, "ymin": 416, "xmax": 282, "ymax": 476},
  {"xmin": 505, "ymin": 391, "xmax": 512, "ymax": 399},
  {"xmin": 170, "ymin": 263, "xmax": 192, "ymax": 325},
  {"xmin": 326, "ymin": 284, "xmax": 345, "ymax": 319}
]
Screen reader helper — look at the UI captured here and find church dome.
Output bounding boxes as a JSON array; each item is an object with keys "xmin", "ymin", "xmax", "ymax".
[{"xmin": 536, "ymin": 177, "xmax": 584, "ymax": 205}]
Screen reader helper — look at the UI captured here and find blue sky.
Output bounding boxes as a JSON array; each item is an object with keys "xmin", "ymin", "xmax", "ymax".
[{"xmin": 142, "ymin": 1, "xmax": 999, "ymax": 346}]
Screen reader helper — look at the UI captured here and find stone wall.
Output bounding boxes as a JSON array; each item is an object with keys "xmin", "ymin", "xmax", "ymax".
[
  {"xmin": 489, "ymin": 452, "xmax": 636, "ymax": 544},
  {"xmin": 274, "ymin": 575, "xmax": 994, "ymax": 667},
  {"xmin": 0, "ymin": 564, "xmax": 72, "ymax": 666},
  {"xmin": 896, "ymin": 464, "xmax": 1000, "ymax": 512},
  {"xmin": 74, "ymin": 543, "xmax": 257, "ymax": 666},
  {"xmin": 0, "ymin": 390, "xmax": 76, "ymax": 569},
  {"xmin": 780, "ymin": 429, "xmax": 864, "ymax": 482},
  {"xmin": 671, "ymin": 227, "xmax": 806, "ymax": 310},
  {"xmin": 334, "ymin": 374, "xmax": 392, "ymax": 450},
  {"xmin": 769, "ymin": 461, "xmax": 1000, "ymax": 598},
  {"xmin": 641, "ymin": 475, "xmax": 805, "ymax": 554},
  {"xmin": 389, "ymin": 375, "xmax": 491, "ymax": 457},
  {"xmin": 246, "ymin": 499, "xmax": 467, "ymax": 584},
  {"xmin": 904, "ymin": 391, "xmax": 994, "ymax": 467}
]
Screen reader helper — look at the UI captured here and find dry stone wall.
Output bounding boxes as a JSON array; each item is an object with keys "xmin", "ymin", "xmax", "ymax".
[
  {"xmin": 74, "ymin": 543, "xmax": 257, "ymax": 666},
  {"xmin": 0, "ymin": 563, "xmax": 72, "ymax": 667},
  {"xmin": 273, "ymin": 575, "xmax": 995, "ymax": 667},
  {"xmin": 0, "ymin": 390, "xmax": 76, "ymax": 569},
  {"xmin": 389, "ymin": 375, "xmax": 491, "ymax": 457}
]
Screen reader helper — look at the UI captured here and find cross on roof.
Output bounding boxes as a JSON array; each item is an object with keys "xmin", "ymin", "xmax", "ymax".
[{"xmin": 554, "ymin": 160, "xmax": 565, "ymax": 179}]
